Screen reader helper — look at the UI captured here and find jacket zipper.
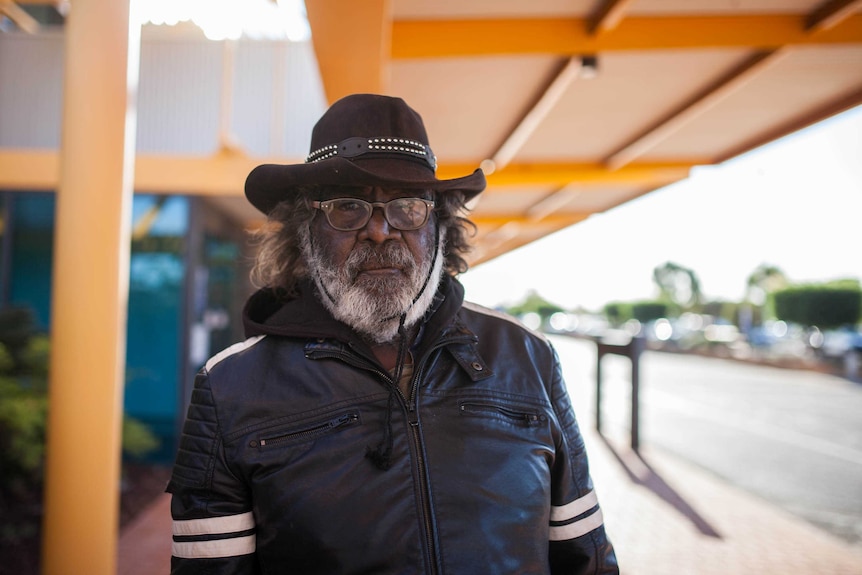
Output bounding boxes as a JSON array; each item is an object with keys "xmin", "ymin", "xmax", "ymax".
[
  {"xmin": 407, "ymin": 409, "xmax": 437, "ymax": 575},
  {"xmin": 405, "ymin": 335, "xmax": 472, "ymax": 575},
  {"xmin": 254, "ymin": 412, "xmax": 358, "ymax": 448},
  {"xmin": 308, "ymin": 334, "xmax": 475, "ymax": 575},
  {"xmin": 459, "ymin": 402, "xmax": 544, "ymax": 425},
  {"xmin": 306, "ymin": 348, "xmax": 394, "ymax": 386}
]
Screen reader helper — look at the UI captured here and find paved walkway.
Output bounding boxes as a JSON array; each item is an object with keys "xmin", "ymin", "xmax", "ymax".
[
  {"xmin": 585, "ymin": 432, "xmax": 862, "ymax": 574},
  {"xmin": 117, "ymin": 418, "xmax": 862, "ymax": 574}
]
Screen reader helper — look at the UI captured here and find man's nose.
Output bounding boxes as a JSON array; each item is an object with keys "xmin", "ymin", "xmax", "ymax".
[{"xmin": 358, "ymin": 207, "xmax": 401, "ymax": 243}]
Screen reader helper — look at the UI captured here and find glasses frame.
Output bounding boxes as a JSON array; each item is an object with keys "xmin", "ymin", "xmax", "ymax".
[{"xmin": 311, "ymin": 197, "xmax": 435, "ymax": 231}]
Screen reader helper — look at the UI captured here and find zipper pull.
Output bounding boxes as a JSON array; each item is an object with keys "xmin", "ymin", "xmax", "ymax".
[{"xmin": 330, "ymin": 413, "xmax": 354, "ymax": 428}]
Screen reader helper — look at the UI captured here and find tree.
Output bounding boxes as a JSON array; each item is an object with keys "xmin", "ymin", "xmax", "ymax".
[
  {"xmin": 603, "ymin": 302, "xmax": 626, "ymax": 326},
  {"xmin": 745, "ymin": 263, "xmax": 788, "ymax": 306},
  {"xmin": 652, "ymin": 261, "xmax": 702, "ymax": 308}
]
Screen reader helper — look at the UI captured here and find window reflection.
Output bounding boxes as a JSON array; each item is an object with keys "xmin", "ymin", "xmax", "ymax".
[{"xmin": 126, "ymin": 195, "xmax": 188, "ymax": 462}]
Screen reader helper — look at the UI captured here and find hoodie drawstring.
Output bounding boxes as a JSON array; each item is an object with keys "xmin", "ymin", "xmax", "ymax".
[
  {"xmin": 366, "ymin": 314, "xmax": 409, "ymax": 471},
  {"xmin": 365, "ymin": 225, "xmax": 441, "ymax": 471}
]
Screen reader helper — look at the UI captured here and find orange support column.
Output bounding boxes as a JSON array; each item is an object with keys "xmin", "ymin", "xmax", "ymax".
[{"xmin": 41, "ymin": 0, "xmax": 139, "ymax": 573}]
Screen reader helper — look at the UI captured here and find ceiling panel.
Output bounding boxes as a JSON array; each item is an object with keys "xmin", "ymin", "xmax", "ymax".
[
  {"xmin": 393, "ymin": 0, "xmax": 593, "ymax": 19},
  {"xmin": 517, "ymin": 49, "xmax": 753, "ymax": 161},
  {"xmin": 630, "ymin": 0, "xmax": 823, "ymax": 16},
  {"xmin": 564, "ymin": 185, "xmax": 655, "ymax": 213},
  {"xmin": 644, "ymin": 46, "xmax": 862, "ymax": 159},
  {"xmin": 391, "ymin": 55, "xmax": 561, "ymax": 160},
  {"xmin": 470, "ymin": 185, "xmax": 559, "ymax": 216}
]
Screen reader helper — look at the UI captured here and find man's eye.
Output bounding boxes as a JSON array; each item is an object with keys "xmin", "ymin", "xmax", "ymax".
[{"xmin": 335, "ymin": 201, "xmax": 363, "ymax": 212}]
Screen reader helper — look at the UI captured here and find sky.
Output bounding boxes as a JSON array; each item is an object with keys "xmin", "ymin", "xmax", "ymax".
[{"xmin": 459, "ymin": 105, "xmax": 862, "ymax": 312}]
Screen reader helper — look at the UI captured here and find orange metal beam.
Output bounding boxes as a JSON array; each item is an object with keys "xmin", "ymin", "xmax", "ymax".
[
  {"xmin": 0, "ymin": 149, "xmax": 265, "ymax": 195},
  {"xmin": 41, "ymin": 0, "xmax": 138, "ymax": 572},
  {"xmin": 391, "ymin": 15, "xmax": 862, "ymax": 58},
  {"xmin": 0, "ymin": 149, "xmax": 59, "ymax": 190},
  {"xmin": 134, "ymin": 151, "xmax": 264, "ymax": 194},
  {"xmin": 304, "ymin": 0, "xmax": 391, "ymax": 103},
  {"xmin": 441, "ymin": 161, "xmax": 694, "ymax": 187},
  {"xmin": 472, "ymin": 213, "xmax": 589, "ymax": 228}
]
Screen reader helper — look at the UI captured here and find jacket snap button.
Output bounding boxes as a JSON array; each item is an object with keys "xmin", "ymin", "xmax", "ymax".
[{"xmin": 471, "ymin": 362, "xmax": 483, "ymax": 371}]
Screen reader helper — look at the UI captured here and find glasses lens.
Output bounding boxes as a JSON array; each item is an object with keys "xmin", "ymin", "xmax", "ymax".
[
  {"xmin": 319, "ymin": 198, "xmax": 432, "ymax": 231},
  {"xmin": 325, "ymin": 199, "xmax": 372, "ymax": 230},
  {"xmin": 385, "ymin": 198, "xmax": 430, "ymax": 230}
]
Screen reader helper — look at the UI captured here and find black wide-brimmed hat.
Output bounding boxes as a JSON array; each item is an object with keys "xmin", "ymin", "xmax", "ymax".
[{"xmin": 245, "ymin": 94, "xmax": 487, "ymax": 214}]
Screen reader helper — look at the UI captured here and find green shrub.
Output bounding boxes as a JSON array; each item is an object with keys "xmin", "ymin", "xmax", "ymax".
[
  {"xmin": 772, "ymin": 284, "xmax": 862, "ymax": 329},
  {"xmin": 122, "ymin": 417, "xmax": 162, "ymax": 458},
  {"xmin": 631, "ymin": 301, "xmax": 668, "ymax": 323},
  {"xmin": 605, "ymin": 300, "xmax": 671, "ymax": 324},
  {"xmin": 506, "ymin": 290, "xmax": 565, "ymax": 320},
  {"xmin": 603, "ymin": 302, "xmax": 630, "ymax": 325},
  {"xmin": 0, "ymin": 308, "xmax": 160, "ymax": 499},
  {"xmin": 0, "ymin": 378, "xmax": 48, "ymax": 485},
  {"xmin": 1, "ymin": 307, "xmax": 162, "ymax": 574},
  {"xmin": 0, "ymin": 334, "xmax": 51, "ymax": 491}
]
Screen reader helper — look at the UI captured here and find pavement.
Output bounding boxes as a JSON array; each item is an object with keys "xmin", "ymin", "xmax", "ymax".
[{"xmin": 116, "ymin": 415, "xmax": 862, "ymax": 574}]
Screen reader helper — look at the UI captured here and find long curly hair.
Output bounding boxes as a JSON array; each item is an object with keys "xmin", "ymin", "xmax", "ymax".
[{"xmin": 249, "ymin": 186, "xmax": 477, "ymax": 298}]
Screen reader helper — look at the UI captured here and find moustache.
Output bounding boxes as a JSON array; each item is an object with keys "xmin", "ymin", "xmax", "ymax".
[{"xmin": 344, "ymin": 242, "xmax": 417, "ymax": 279}]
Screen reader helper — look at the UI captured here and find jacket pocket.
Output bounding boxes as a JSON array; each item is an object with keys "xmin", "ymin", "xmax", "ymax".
[
  {"xmin": 249, "ymin": 411, "xmax": 360, "ymax": 449},
  {"xmin": 459, "ymin": 401, "xmax": 547, "ymax": 427}
]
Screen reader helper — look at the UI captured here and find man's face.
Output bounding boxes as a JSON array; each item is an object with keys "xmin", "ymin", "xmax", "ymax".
[{"xmin": 302, "ymin": 186, "xmax": 443, "ymax": 343}]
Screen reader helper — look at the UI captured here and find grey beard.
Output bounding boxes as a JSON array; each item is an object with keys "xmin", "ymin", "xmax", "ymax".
[{"xmin": 300, "ymin": 226, "xmax": 446, "ymax": 344}]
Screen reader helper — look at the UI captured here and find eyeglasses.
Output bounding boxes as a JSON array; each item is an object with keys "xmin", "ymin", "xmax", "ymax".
[{"xmin": 311, "ymin": 197, "xmax": 435, "ymax": 231}]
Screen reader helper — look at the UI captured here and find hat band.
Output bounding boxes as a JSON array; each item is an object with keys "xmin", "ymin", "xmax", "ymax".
[{"xmin": 306, "ymin": 136, "xmax": 437, "ymax": 171}]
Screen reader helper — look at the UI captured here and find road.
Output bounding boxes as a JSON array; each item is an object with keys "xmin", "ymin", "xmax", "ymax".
[{"xmin": 550, "ymin": 335, "xmax": 862, "ymax": 547}]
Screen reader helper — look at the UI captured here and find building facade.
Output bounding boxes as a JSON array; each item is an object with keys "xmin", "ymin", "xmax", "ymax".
[{"xmin": 0, "ymin": 24, "xmax": 326, "ymax": 461}]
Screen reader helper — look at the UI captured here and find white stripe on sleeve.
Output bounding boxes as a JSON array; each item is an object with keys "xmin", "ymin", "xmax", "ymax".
[
  {"xmin": 172, "ymin": 511, "xmax": 256, "ymax": 537},
  {"xmin": 549, "ymin": 508, "xmax": 605, "ymax": 541},
  {"xmin": 172, "ymin": 534, "xmax": 256, "ymax": 559},
  {"xmin": 550, "ymin": 490, "xmax": 599, "ymax": 522}
]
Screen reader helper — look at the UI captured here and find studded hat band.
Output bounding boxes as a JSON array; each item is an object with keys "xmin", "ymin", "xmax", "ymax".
[{"xmin": 306, "ymin": 136, "xmax": 437, "ymax": 171}]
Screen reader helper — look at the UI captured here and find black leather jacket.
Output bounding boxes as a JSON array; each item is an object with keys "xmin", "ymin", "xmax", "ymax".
[{"xmin": 168, "ymin": 276, "xmax": 618, "ymax": 574}]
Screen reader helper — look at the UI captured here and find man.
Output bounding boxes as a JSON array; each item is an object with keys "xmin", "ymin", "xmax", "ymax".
[{"xmin": 167, "ymin": 94, "xmax": 618, "ymax": 574}]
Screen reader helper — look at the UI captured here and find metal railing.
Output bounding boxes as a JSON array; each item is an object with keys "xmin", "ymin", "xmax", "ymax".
[{"xmin": 594, "ymin": 331, "xmax": 645, "ymax": 451}]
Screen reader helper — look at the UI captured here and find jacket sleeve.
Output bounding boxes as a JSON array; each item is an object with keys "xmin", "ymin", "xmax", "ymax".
[
  {"xmin": 547, "ymin": 348, "xmax": 619, "ymax": 574},
  {"xmin": 166, "ymin": 369, "xmax": 260, "ymax": 575}
]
